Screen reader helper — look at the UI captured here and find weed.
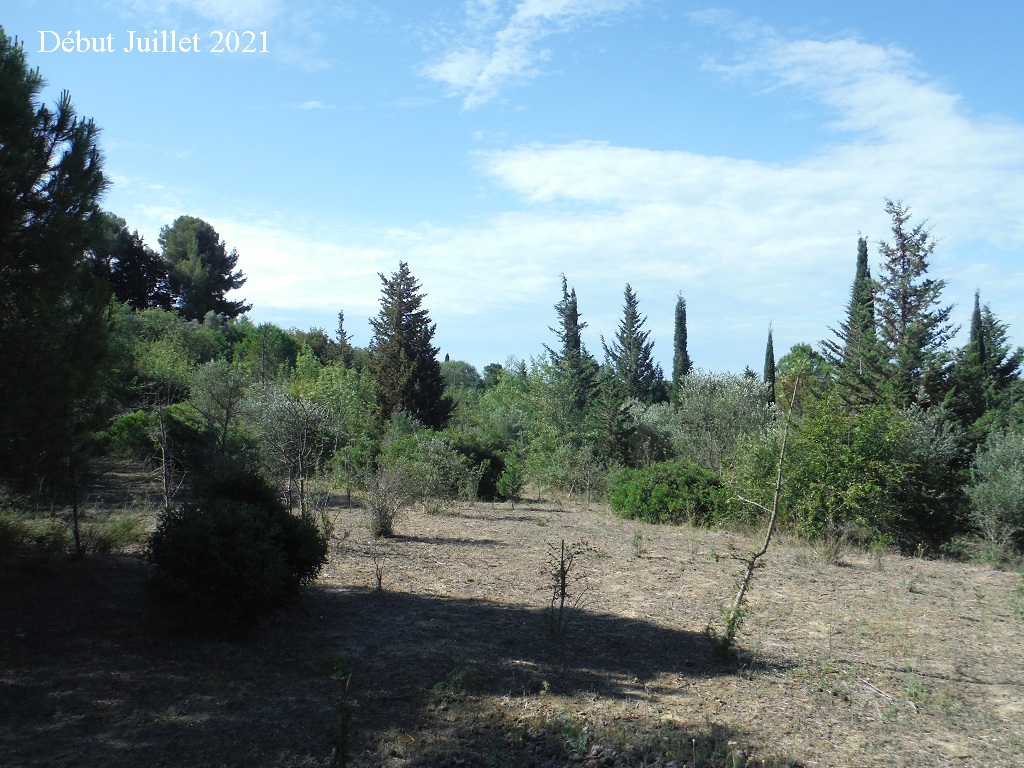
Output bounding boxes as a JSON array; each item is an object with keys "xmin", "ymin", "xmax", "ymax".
[
  {"xmin": 368, "ymin": 540, "xmax": 389, "ymax": 592},
  {"xmin": 544, "ymin": 539, "xmax": 592, "ymax": 641},
  {"xmin": 630, "ymin": 529, "xmax": 648, "ymax": 559},
  {"xmin": 900, "ymin": 571, "xmax": 923, "ymax": 594},
  {"xmin": 321, "ymin": 654, "xmax": 358, "ymax": 768},
  {"xmin": 431, "ymin": 665, "xmax": 481, "ymax": 701}
]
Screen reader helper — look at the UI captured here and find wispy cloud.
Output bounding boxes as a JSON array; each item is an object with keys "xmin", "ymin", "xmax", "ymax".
[
  {"xmin": 423, "ymin": 0, "xmax": 638, "ymax": 109},
  {"xmin": 112, "ymin": 16, "xmax": 1024, "ymax": 370},
  {"xmin": 121, "ymin": 0, "xmax": 283, "ymax": 28},
  {"xmin": 293, "ymin": 100, "xmax": 331, "ymax": 110}
]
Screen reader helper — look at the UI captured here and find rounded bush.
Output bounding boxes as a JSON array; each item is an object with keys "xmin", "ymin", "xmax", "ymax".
[
  {"xmin": 146, "ymin": 477, "xmax": 327, "ymax": 636},
  {"xmin": 608, "ymin": 459, "xmax": 726, "ymax": 526}
]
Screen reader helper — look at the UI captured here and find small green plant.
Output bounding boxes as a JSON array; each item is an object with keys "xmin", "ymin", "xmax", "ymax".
[
  {"xmin": 431, "ymin": 665, "xmax": 481, "ymax": 701},
  {"xmin": 363, "ymin": 465, "xmax": 416, "ymax": 538},
  {"xmin": 320, "ymin": 654, "xmax": 358, "ymax": 768},
  {"xmin": 496, "ymin": 453, "xmax": 525, "ymax": 506},
  {"xmin": 708, "ymin": 369, "xmax": 800, "ymax": 658},
  {"xmin": 630, "ymin": 529, "xmax": 648, "ymax": 558}
]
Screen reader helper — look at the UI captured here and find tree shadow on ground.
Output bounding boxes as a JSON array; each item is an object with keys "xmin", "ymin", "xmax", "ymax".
[{"xmin": 0, "ymin": 555, "xmax": 798, "ymax": 768}]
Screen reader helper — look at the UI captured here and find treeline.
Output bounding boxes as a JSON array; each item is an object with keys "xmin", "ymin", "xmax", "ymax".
[{"xmin": 3, "ymin": 27, "xmax": 1023, "ymax": 566}]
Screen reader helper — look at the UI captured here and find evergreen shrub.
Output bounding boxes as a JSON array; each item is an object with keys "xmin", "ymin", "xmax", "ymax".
[
  {"xmin": 146, "ymin": 471, "xmax": 327, "ymax": 636},
  {"xmin": 439, "ymin": 429, "xmax": 506, "ymax": 500},
  {"xmin": 608, "ymin": 459, "xmax": 726, "ymax": 526}
]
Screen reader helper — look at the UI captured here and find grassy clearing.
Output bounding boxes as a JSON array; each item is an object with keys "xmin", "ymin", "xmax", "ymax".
[{"xmin": 1, "ymin": 480, "xmax": 1022, "ymax": 767}]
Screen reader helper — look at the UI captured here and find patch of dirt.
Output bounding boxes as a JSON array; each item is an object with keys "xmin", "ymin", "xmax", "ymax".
[{"xmin": 2, "ymin": 491, "xmax": 1023, "ymax": 767}]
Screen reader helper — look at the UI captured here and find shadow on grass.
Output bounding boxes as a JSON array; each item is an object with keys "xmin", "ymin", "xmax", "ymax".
[{"xmin": 0, "ymin": 555, "xmax": 799, "ymax": 768}]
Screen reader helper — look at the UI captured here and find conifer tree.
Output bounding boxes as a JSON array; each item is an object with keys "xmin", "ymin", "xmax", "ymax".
[
  {"xmin": 335, "ymin": 309, "xmax": 355, "ymax": 367},
  {"xmin": 544, "ymin": 275, "xmax": 598, "ymax": 420},
  {"xmin": 822, "ymin": 236, "xmax": 883, "ymax": 406},
  {"xmin": 89, "ymin": 212, "xmax": 172, "ymax": 310},
  {"xmin": 369, "ymin": 262, "xmax": 453, "ymax": 429},
  {"xmin": 763, "ymin": 326, "xmax": 776, "ymax": 406},
  {"xmin": 874, "ymin": 201, "xmax": 956, "ymax": 407},
  {"xmin": 948, "ymin": 292, "xmax": 1024, "ymax": 428},
  {"xmin": 602, "ymin": 284, "xmax": 662, "ymax": 404},
  {"xmin": 671, "ymin": 293, "xmax": 692, "ymax": 404},
  {"xmin": 0, "ymin": 29, "xmax": 112, "ymax": 488},
  {"xmin": 159, "ymin": 215, "xmax": 250, "ymax": 320}
]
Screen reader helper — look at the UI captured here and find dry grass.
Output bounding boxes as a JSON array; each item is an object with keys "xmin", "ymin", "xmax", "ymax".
[{"xmin": 2, "ymin": 485, "xmax": 1023, "ymax": 767}]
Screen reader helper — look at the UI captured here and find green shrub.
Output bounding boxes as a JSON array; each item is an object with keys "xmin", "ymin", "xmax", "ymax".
[
  {"xmin": 495, "ymin": 453, "xmax": 525, "ymax": 502},
  {"xmin": 608, "ymin": 459, "xmax": 726, "ymax": 525},
  {"xmin": 968, "ymin": 429, "xmax": 1024, "ymax": 556},
  {"xmin": 438, "ymin": 429, "xmax": 506, "ymax": 501},
  {"xmin": 146, "ymin": 473, "xmax": 327, "ymax": 636}
]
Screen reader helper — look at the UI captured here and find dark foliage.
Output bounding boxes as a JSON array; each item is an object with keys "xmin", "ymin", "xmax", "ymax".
[
  {"xmin": 369, "ymin": 262, "xmax": 453, "ymax": 429},
  {"xmin": 146, "ymin": 470, "xmax": 327, "ymax": 637}
]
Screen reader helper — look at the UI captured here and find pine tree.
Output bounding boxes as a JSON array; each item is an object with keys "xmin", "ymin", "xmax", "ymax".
[
  {"xmin": 602, "ymin": 284, "xmax": 662, "ymax": 404},
  {"xmin": 0, "ymin": 29, "xmax": 112, "ymax": 488},
  {"xmin": 822, "ymin": 236, "xmax": 884, "ymax": 406},
  {"xmin": 874, "ymin": 201, "xmax": 957, "ymax": 407},
  {"xmin": 763, "ymin": 326, "xmax": 776, "ymax": 406},
  {"xmin": 671, "ymin": 293, "xmax": 692, "ymax": 404},
  {"xmin": 159, "ymin": 215, "xmax": 250, "ymax": 320},
  {"xmin": 369, "ymin": 262, "xmax": 453, "ymax": 429},
  {"xmin": 89, "ymin": 212, "xmax": 172, "ymax": 310}
]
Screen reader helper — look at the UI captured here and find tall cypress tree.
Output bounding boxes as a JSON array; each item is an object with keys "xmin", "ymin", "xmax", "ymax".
[
  {"xmin": 874, "ymin": 200, "xmax": 956, "ymax": 407},
  {"xmin": 369, "ymin": 262, "xmax": 453, "ymax": 429},
  {"xmin": 822, "ymin": 236, "xmax": 883, "ymax": 406},
  {"xmin": 763, "ymin": 326, "xmax": 776, "ymax": 406},
  {"xmin": 671, "ymin": 293, "xmax": 692, "ymax": 404},
  {"xmin": 602, "ymin": 284, "xmax": 662, "ymax": 404}
]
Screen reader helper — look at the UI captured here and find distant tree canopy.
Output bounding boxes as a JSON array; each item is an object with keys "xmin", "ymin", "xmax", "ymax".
[
  {"xmin": 369, "ymin": 262, "xmax": 453, "ymax": 429},
  {"xmin": 89, "ymin": 211, "xmax": 172, "ymax": 310},
  {"xmin": 159, "ymin": 215, "xmax": 250, "ymax": 321}
]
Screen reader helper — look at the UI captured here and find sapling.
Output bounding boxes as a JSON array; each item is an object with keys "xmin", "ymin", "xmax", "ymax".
[{"xmin": 708, "ymin": 371, "xmax": 801, "ymax": 655}]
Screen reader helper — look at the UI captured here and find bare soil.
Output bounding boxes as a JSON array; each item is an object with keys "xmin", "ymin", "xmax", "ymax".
[{"xmin": 2, "ymin": 488, "xmax": 1023, "ymax": 767}]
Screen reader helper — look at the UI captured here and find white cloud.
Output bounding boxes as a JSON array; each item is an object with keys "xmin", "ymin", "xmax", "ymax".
[
  {"xmin": 110, "ymin": 17, "xmax": 1024, "ymax": 370},
  {"xmin": 423, "ymin": 0, "xmax": 637, "ymax": 109},
  {"xmin": 121, "ymin": 0, "xmax": 282, "ymax": 28}
]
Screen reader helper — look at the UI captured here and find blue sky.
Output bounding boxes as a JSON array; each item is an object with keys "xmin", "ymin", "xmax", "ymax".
[{"xmin": 6, "ymin": 1, "xmax": 1024, "ymax": 374}]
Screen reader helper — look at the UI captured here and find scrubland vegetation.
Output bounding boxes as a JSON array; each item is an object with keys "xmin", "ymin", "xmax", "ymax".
[{"xmin": 2, "ymin": 26, "xmax": 1024, "ymax": 767}]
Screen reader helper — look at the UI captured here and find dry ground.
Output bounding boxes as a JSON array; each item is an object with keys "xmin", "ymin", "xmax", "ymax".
[{"xmin": 2, "ymin": 490, "xmax": 1023, "ymax": 767}]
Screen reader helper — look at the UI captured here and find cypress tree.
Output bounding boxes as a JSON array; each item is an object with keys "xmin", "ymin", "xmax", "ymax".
[
  {"xmin": 369, "ymin": 262, "xmax": 453, "ymax": 429},
  {"xmin": 822, "ymin": 236, "xmax": 883, "ymax": 406},
  {"xmin": 948, "ymin": 292, "xmax": 1024, "ymax": 428},
  {"xmin": 671, "ymin": 293, "xmax": 692, "ymax": 404},
  {"xmin": 763, "ymin": 326, "xmax": 776, "ymax": 406}
]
